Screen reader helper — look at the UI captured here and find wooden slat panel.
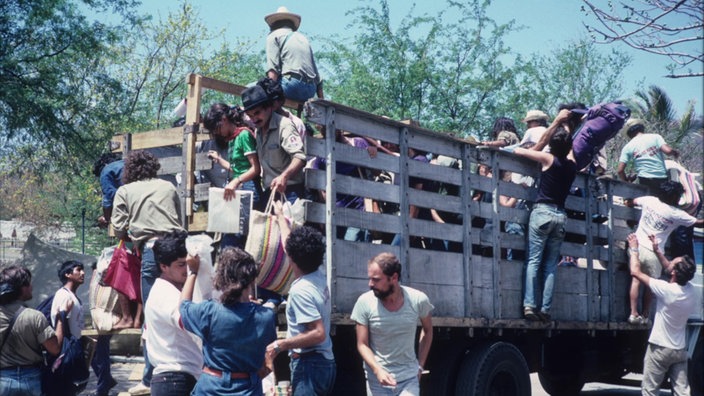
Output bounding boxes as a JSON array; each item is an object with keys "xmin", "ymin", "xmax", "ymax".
[
  {"xmin": 551, "ymin": 294, "xmax": 589, "ymax": 321},
  {"xmin": 110, "ymin": 128, "xmax": 211, "ymax": 152},
  {"xmin": 305, "ymin": 202, "xmax": 402, "ymax": 234},
  {"xmin": 306, "ymin": 169, "xmax": 400, "ymax": 204},
  {"xmin": 407, "ymin": 248, "xmax": 464, "ymax": 286},
  {"xmin": 306, "ymin": 138, "xmax": 402, "ymax": 174},
  {"xmin": 407, "ymin": 129, "xmax": 463, "ymax": 159},
  {"xmin": 407, "ymin": 219, "xmax": 464, "ymax": 242},
  {"xmin": 333, "ymin": 277, "xmax": 369, "ymax": 313},
  {"xmin": 407, "ymin": 188, "xmax": 462, "ymax": 213},
  {"xmin": 333, "ymin": 241, "xmax": 398, "ymax": 278},
  {"xmin": 407, "ymin": 283, "xmax": 465, "ymax": 317},
  {"xmin": 407, "ymin": 158, "xmax": 463, "ymax": 186},
  {"xmin": 187, "ymin": 211, "xmax": 208, "ymax": 232},
  {"xmin": 194, "ymin": 183, "xmax": 210, "ymax": 201}
]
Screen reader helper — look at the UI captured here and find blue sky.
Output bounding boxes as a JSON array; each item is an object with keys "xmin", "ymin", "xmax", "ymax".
[{"xmin": 131, "ymin": 0, "xmax": 703, "ymax": 116}]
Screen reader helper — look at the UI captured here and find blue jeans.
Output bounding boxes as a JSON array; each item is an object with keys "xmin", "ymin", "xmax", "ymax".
[
  {"xmin": 505, "ymin": 221, "xmax": 525, "ymax": 261},
  {"xmin": 523, "ymin": 204, "xmax": 566, "ymax": 313},
  {"xmin": 0, "ymin": 366, "xmax": 42, "ymax": 396},
  {"xmin": 91, "ymin": 335, "xmax": 115, "ymax": 393},
  {"xmin": 343, "ymin": 227, "xmax": 370, "ymax": 242},
  {"xmin": 290, "ymin": 353, "xmax": 336, "ymax": 396},
  {"xmin": 140, "ymin": 241, "xmax": 157, "ymax": 387},
  {"xmin": 365, "ymin": 372, "xmax": 419, "ymax": 396},
  {"xmin": 281, "ymin": 76, "xmax": 316, "ymax": 102},
  {"xmin": 150, "ymin": 371, "xmax": 196, "ymax": 396}
]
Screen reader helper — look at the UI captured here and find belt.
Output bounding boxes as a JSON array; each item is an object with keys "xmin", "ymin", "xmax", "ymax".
[
  {"xmin": 284, "ymin": 71, "xmax": 315, "ymax": 84},
  {"xmin": 202, "ymin": 366, "xmax": 250, "ymax": 379},
  {"xmin": 535, "ymin": 202, "xmax": 563, "ymax": 209},
  {"xmin": 290, "ymin": 351, "xmax": 320, "ymax": 359},
  {"xmin": 0, "ymin": 364, "xmax": 41, "ymax": 370}
]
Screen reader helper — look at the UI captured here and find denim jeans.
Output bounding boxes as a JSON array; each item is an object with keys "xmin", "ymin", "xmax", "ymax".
[
  {"xmin": 0, "ymin": 366, "xmax": 42, "ymax": 396},
  {"xmin": 91, "ymin": 335, "xmax": 115, "ymax": 393},
  {"xmin": 343, "ymin": 226, "xmax": 370, "ymax": 242},
  {"xmin": 365, "ymin": 373, "xmax": 419, "ymax": 396},
  {"xmin": 140, "ymin": 240, "xmax": 157, "ymax": 386},
  {"xmin": 523, "ymin": 204, "xmax": 566, "ymax": 313},
  {"xmin": 505, "ymin": 221, "xmax": 525, "ymax": 261},
  {"xmin": 281, "ymin": 76, "xmax": 316, "ymax": 102},
  {"xmin": 150, "ymin": 371, "xmax": 197, "ymax": 396},
  {"xmin": 290, "ymin": 353, "xmax": 336, "ymax": 396}
]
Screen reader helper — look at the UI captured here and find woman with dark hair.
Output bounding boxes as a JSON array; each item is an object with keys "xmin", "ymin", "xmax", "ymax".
[
  {"xmin": 111, "ymin": 149, "xmax": 184, "ymax": 394},
  {"xmin": 180, "ymin": 247, "xmax": 276, "ymax": 395},
  {"xmin": 0, "ymin": 266, "xmax": 63, "ymax": 396},
  {"xmin": 480, "ymin": 116, "xmax": 520, "ymax": 147},
  {"xmin": 503, "ymin": 110, "xmax": 578, "ymax": 322},
  {"xmin": 203, "ymin": 103, "xmax": 263, "ymax": 248}
]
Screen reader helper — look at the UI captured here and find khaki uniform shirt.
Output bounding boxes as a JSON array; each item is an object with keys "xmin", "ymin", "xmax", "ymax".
[{"xmin": 257, "ymin": 112, "xmax": 306, "ymax": 188}]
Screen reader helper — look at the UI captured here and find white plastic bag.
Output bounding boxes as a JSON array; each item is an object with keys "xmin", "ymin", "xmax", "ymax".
[{"xmin": 186, "ymin": 234, "xmax": 215, "ymax": 302}]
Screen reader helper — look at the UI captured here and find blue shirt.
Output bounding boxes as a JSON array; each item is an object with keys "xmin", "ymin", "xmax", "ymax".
[
  {"xmin": 100, "ymin": 160, "xmax": 123, "ymax": 208},
  {"xmin": 286, "ymin": 269, "xmax": 333, "ymax": 360},
  {"xmin": 180, "ymin": 300, "xmax": 276, "ymax": 374}
]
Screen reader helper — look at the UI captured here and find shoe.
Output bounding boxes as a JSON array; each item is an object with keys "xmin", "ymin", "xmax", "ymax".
[
  {"xmin": 524, "ymin": 307, "xmax": 539, "ymax": 321},
  {"xmin": 628, "ymin": 315, "xmax": 644, "ymax": 325},
  {"xmin": 128, "ymin": 382, "xmax": 151, "ymax": 395},
  {"xmin": 538, "ymin": 311, "xmax": 551, "ymax": 322},
  {"xmin": 92, "ymin": 377, "xmax": 118, "ymax": 396}
]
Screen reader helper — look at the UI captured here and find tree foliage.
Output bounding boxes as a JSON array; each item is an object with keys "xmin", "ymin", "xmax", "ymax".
[{"xmin": 581, "ymin": 0, "xmax": 704, "ymax": 78}]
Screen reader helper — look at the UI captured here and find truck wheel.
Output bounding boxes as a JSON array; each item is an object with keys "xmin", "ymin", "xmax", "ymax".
[
  {"xmin": 689, "ymin": 333, "xmax": 703, "ymax": 396},
  {"xmin": 454, "ymin": 341, "xmax": 530, "ymax": 396},
  {"xmin": 429, "ymin": 342, "xmax": 468, "ymax": 395},
  {"xmin": 537, "ymin": 370, "xmax": 585, "ymax": 396}
]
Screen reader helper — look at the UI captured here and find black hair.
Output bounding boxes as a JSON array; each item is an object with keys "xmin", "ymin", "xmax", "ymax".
[
  {"xmin": 626, "ymin": 123, "xmax": 645, "ymax": 138},
  {"xmin": 153, "ymin": 230, "xmax": 189, "ymax": 270},
  {"xmin": 558, "ymin": 102, "xmax": 588, "ymax": 133},
  {"xmin": 93, "ymin": 153, "xmax": 122, "ymax": 178},
  {"xmin": 673, "ymin": 256, "xmax": 695, "ymax": 286},
  {"xmin": 257, "ymin": 77, "xmax": 285, "ymax": 102},
  {"xmin": 657, "ymin": 181, "xmax": 685, "ymax": 206},
  {"xmin": 491, "ymin": 117, "xmax": 517, "ymax": 139},
  {"xmin": 202, "ymin": 103, "xmax": 245, "ymax": 134},
  {"xmin": 369, "ymin": 252, "xmax": 402, "ymax": 278},
  {"xmin": 549, "ymin": 127, "xmax": 572, "ymax": 158},
  {"xmin": 530, "ymin": 119, "xmax": 548, "ymax": 128},
  {"xmin": 58, "ymin": 261, "xmax": 83, "ymax": 285},
  {"xmin": 0, "ymin": 266, "xmax": 31, "ymax": 304},
  {"xmin": 122, "ymin": 150, "xmax": 160, "ymax": 184},
  {"xmin": 270, "ymin": 19, "xmax": 296, "ymax": 31},
  {"xmin": 285, "ymin": 226, "xmax": 325, "ymax": 274},
  {"xmin": 215, "ymin": 247, "xmax": 259, "ymax": 305}
]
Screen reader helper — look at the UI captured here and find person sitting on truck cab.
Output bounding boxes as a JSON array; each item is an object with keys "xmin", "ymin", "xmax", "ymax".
[
  {"xmin": 502, "ymin": 115, "xmax": 577, "ymax": 322},
  {"xmin": 626, "ymin": 233, "xmax": 696, "ymax": 396}
]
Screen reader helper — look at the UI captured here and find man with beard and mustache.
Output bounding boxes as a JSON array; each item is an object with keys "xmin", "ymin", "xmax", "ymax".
[
  {"xmin": 350, "ymin": 253, "xmax": 434, "ymax": 395},
  {"xmin": 241, "ymin": 84, "xmax": 306, "ymax": 205}
]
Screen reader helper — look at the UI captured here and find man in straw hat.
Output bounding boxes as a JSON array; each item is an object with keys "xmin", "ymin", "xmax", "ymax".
[
  {"xmin": 520, "ymin": 109, "xmax": 550, "ymax": 147},
  {"xmin": 265, "ymin": 6, "xmax": 324, "ymax": 102}
]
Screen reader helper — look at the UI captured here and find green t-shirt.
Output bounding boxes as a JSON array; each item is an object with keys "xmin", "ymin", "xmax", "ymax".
[{"xmin": 228, "ymin": 128, "xmax": 257, "ymax": 178}]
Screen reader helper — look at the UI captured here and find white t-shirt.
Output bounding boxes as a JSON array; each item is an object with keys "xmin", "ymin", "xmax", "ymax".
[
  {"xmin": 648, "ymin": 279, "xmax": 696, "ymax": 350},
  {"xmin": 521, "ymin": 126, "xmax": 547, "ymax": 145},
  {"xmin": 350, "ymin": 286, "xmax": 434, "ymax": 382},
  {"xmin": 634, "ymin": 196, "xmax": 697, "ymax": 250},
  {"xmin": 145, "ymin": 278, "xmax": 203, "ymax": 378},
  {"xmin": 51, "ymin": 287, "xmax": 83, "ymax": 337}
]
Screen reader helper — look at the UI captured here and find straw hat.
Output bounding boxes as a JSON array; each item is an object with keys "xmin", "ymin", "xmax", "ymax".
[
  {"xmin": 265, "ymin": 6, "xmax": 301, "ymax": 31},
  {"xmin": 622, "ymin": 118, "xmax": 645, "ymax": 136},
  {"xmin": 522, "ymin": 110, "xmax": 549, "ymax": 123}
]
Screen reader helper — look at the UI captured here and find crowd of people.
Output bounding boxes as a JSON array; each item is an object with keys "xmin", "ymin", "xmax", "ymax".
[{"xmin": 1, "ymin": 5, "xmax": 702, "ymax": 396}]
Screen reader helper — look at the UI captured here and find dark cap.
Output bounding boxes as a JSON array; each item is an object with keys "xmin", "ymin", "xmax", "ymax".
[{"xmin": 241, "ymin": 85, "xmax": 271, "ymax": 111}]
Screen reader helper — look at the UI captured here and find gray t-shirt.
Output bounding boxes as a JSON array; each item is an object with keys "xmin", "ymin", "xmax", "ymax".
[
  {"xmin": 0, "ymin": 302, "xmax": 55, "ymax": 368},
  {"xmin": 266, "ymin": 28, "xmax": 321, "ymax": 85},
  {"xmin": 350, "ymin": 286, "xmax": 434, "ymax": 382},
  {"xmin": 286, "ymin": 269, "xmax": 333, "ymax": 360}
]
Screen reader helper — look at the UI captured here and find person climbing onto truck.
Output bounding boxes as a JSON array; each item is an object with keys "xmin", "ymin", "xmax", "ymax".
[
  {"xmin": 501, "ymin": 114, "xmax": 577, "ymax": 322},
  {"xmin": 626, "ymin": 180, "xmax": 702, "ymax": 325},
  {"xmin": 626, "ymin": 233, "xmax": 696, "ymax": 396}
]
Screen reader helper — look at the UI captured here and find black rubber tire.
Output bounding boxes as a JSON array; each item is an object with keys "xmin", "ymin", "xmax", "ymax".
[
  {"xmin": 429, "ymin": 342, "xmax": 469, "ymax": 395},
  {"xmin": 454, "ymin": 342, "xmax": 531, "ymax": 396},
  {"xmin": 689, "ymin": 333, "xmax": 703, "ymax": 396},
  {"xmin": 537, "ymin": 369, "xmax": 585, "ymax": 396}
]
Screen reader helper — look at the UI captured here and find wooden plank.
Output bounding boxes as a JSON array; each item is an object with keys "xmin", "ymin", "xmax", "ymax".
[
  {"xmin": 110, "ymin": 128, "xmax": 210, "ymax": 152},
  {"xmin": 333, "ymin": 241, "xmax": 399, "ymax": 278},
  {"xmin": 551, "ymin": 294, "xmax": 589, "ymax": 321},
  {"xmin": 306, "ymin": 138, "xmax": 401, "ymax": 174},
  {"xmin": 305, "ymin": 203, "xmax": 402, "ymax": 234},
  {"xmin": 307, "ymin": 103, "xmax": 401, "ymax": 145},
  {"xmin": 407, "ymin": 218, "xmax": 464, "ymax": 242},
  {"xmin": 408, "ymin": 283, "xmax": 465, "ymax": 317},
  {"xmin": 306, "ymin": 169, "xmax": 401, "ymax": 204},
  {"xmin": 194, "ymin": 183, "xmax": 210, "ymax": 202},
  {"xmin": 407, "ymin": 129, "xmax": 463, "ymax": 159},
  {"xmin": 407, "ymin": 188, "xmax": 462, "ymax": 214},
  {"xmin": 187, "ymin": 211, "xmax": 207, "ymax": 232},
  {"xmin": 407, "ymin": 157, "xmax": 463, "ymax": 186},
  {"xmin": 407, "ymin": 249, "xmax": 464, "ymax": 286},
  {"xmin": 333, "ymin": 277, "xmax": 369, "ymax": 313}
]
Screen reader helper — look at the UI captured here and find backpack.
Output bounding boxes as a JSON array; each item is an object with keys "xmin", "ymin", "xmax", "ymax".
[
  {"xmin": 36, "ymin": 294, "xmax": 54, "ymax": 324},
  {"xmin": 571, "ymin": 102, "xmax": 631, "ymax": 170}
]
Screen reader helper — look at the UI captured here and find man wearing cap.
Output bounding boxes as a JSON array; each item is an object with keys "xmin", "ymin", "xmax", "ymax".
[
  {"xmin": 520, "ymin": 110, "xmax": 549, "ymax": 148},
  {"xmin": 241, "ymin": 84, "xmax": 307, "ymax": 204},
  {"xmin": 617, "ymin": 118, "xmax": 679, "ymax": 192},
  {"xmin": 265, "ymin": 6, "xmax": 323, "ymax": 103}
]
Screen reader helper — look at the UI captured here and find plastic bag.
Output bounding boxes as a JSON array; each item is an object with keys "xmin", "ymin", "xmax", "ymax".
[{"xmin": 186, "ymin": 234, "xmax": 215, "ymax": 302}]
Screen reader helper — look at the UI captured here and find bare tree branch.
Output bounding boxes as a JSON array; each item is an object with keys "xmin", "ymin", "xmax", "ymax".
[{"xmin": 582, "ymin": 0, "xmax": 704, "ymax": 78}]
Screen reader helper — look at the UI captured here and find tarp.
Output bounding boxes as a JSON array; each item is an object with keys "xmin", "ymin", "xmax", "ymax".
[{"xmin": 15, "ymin": 233, "xmax": 96, "ymax": 309}]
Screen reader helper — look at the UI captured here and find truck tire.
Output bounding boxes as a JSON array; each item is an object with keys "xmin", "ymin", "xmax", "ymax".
[
  {"xmin": 454, "ymin": 341, "xmax": 530, "ymax": 396},
  {"xmin": 429, "ymin": 342, "xmax": 468, "ymax": 395},
  {"xmin": 537, "ymin": 370, "xmax": 585, "ymax": 396}
]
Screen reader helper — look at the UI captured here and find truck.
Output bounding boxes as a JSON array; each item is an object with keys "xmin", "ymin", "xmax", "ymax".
[{"xmin": 112, "ymin": 74, "xmax": 703, "ymax": 396}]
